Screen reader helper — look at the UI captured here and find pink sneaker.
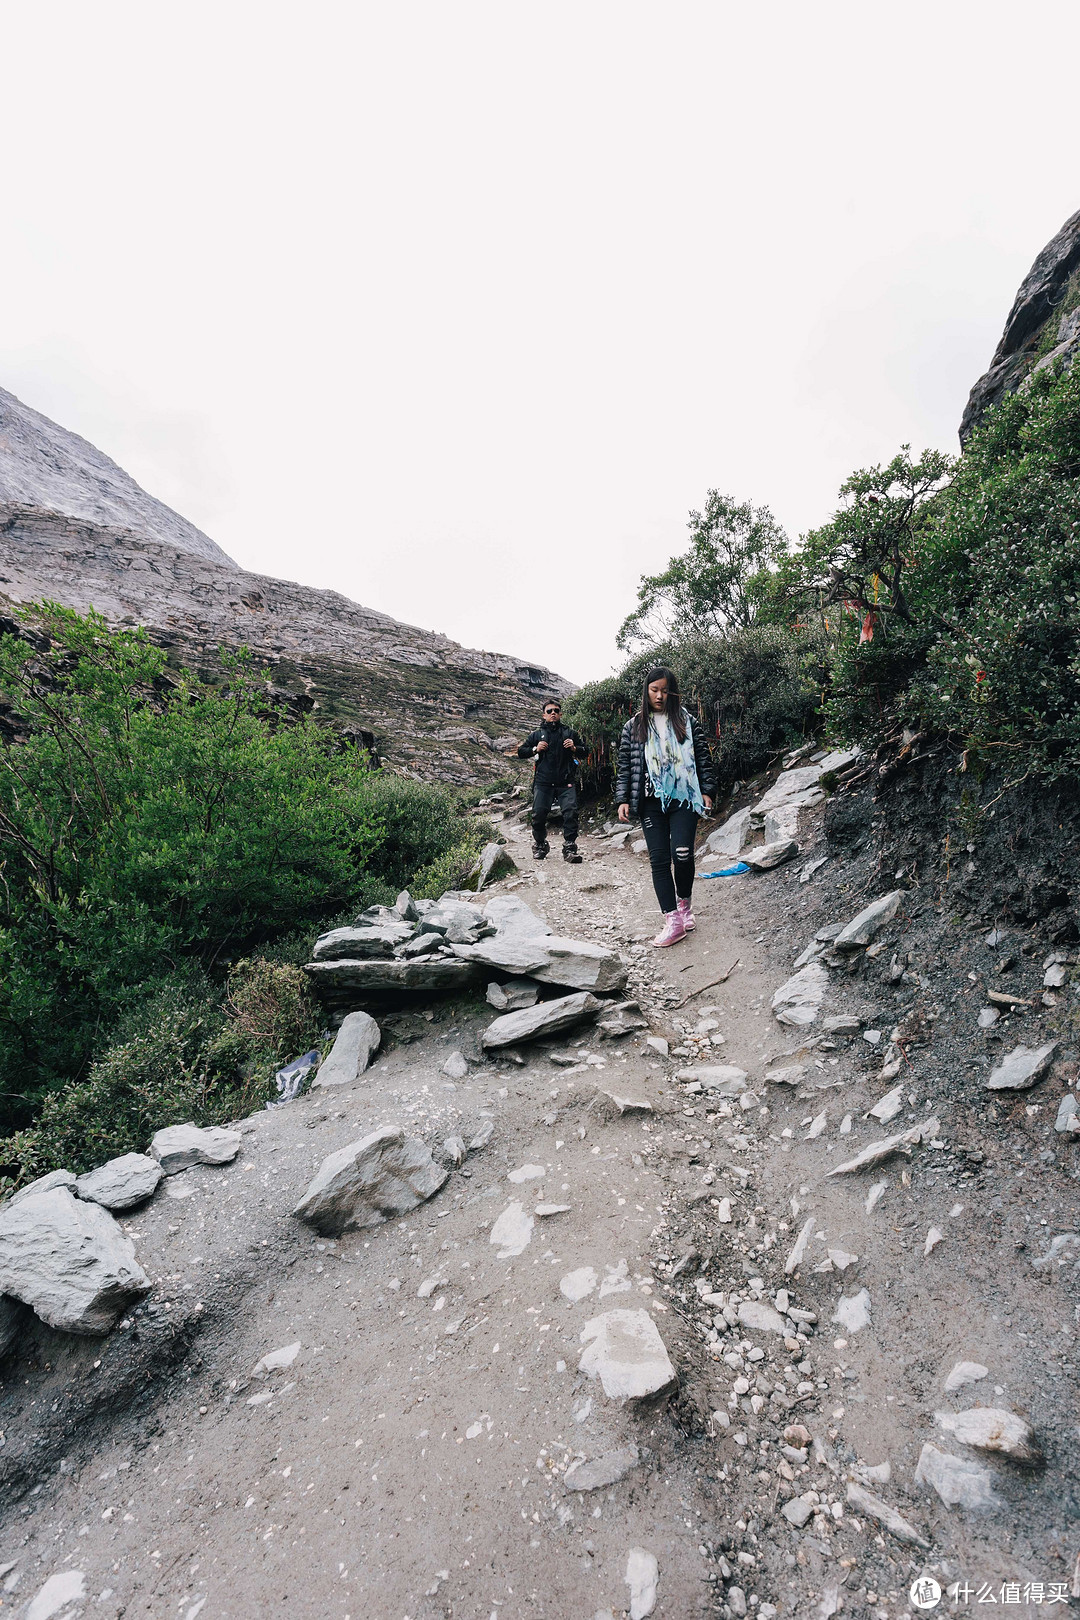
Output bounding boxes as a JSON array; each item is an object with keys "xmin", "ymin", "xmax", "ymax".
[
  {"xmin": 677, "ymin": 896, "xmax": 696, "ymax": 931},
  {"xmin": 652, "ymin": 912, "xmax": 688, "ymax": 948}
]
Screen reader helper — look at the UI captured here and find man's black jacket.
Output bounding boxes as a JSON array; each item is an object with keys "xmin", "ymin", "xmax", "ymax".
[{"xmin": 517, "ymin": 721, "xmax": 585, "ymax": 787}]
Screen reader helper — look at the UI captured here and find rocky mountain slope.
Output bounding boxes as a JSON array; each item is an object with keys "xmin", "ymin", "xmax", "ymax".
[
  {"xmin": 0, "ymin": 386, "xmax": 569, "ymax": 781},
  {"xmin": 960, "ymin": 207, "xmax": 1080, "ymax": 442},
  {"xmin": 2, "ymin": 764, "xmax": 1074, "ymax": 1619}
]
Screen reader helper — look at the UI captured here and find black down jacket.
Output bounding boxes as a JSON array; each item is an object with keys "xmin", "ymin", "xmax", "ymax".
[
  {"xmin": 614, "ymin": 711, "xmax": 717, "ymax": 816},
  {"xmin": 517, "ymin": 720, "xmax": 585, "ymax": 787}
]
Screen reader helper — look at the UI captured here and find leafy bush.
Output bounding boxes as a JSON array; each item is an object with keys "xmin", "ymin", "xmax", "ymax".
[{"xmin": 351, "ymin": 772, "xmax": 473, "ymax": 892}]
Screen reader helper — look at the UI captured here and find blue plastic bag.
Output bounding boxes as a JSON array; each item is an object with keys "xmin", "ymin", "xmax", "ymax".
[
  {"xmin": 267, "ymin": 1048, "xmax": 320, "ymax": 1108},
  {"xmin": 701, "ymin": 862, "xmax": 751, "ymax": 879}
]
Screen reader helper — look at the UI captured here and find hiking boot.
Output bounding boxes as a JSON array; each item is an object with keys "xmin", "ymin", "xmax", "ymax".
[
  {"xmin": 532, "ymin": 839, "xmax": 550, "ymax": 860},
  {"xmin": 652, "ymin": 911, "xmax": 688, "ymax": 948},
  {"xmin": 562, "ymin": 842, "xmax": 583, "ymax": 863},
  {"xmin": 677, "ymin": 895, "xmax": 696, "ymax": 931}
]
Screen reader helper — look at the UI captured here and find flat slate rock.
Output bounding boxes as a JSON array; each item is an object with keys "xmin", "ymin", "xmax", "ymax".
[
  {"xmin": 486, "ymin": 978, "xmax": 540, "ymax": 1011},
  {"xmin": 482, "ymin": 992, "xmax": 601, "ymax": 1049},
  {"xmin": 75, "ymin": 1153, "xmax": 163, "ymax": 1210},
  {"xmin": 984, "ymin": 1039, "xmax": 1059, "ymax": 1091},
  {"xmin": 745, "ymin": 837, "xmax": 799, "ymax": 870},
  {"xmin": 311, "ymin": 922, "xmax": 416, "ymax": 960},
  {"xmin": 304, "ymin": 957, "xmax": 483, "ymax": 1003},
  {"xmin": 578, "ymin": 1308, "xmax": 677, "ymax": 1402},
  {"xmin": 481, "ymin": 895, "xmax": 553, "ymax": 940},
  {"xmin": 914, "ymin": 1441, "xmax": 996, "ymax": 1510},
  {"xmin": 292, "ymin": 1125, "xmax": 447, "ymax": 1237},
  {"xmin": 151, "ymin": 1123, "xmax": 242, "ymax": 1174},
  {"xmin": 456, "ymin": 934, "xmax": 627, "ymax": 994},
  {"xmin": 0, "ymin": 1186, "xmax": 150, "ymax": 1335},
  {"xmin": 314, "ymin": 1010, "xmax": 381, "ymax": 1087}
]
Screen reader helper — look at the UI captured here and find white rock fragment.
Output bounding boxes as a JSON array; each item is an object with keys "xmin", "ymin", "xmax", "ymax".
[
  {"xmin": 924, "ymin": 1226, "xmax": 944, "ymax": 1256},
  {"xmin": 490, "ymin": 1201, "xmax": 534, "ymax": 1259},
  {"xmin": 806, "ymin": 1111, "xmax": 827, "ymax": 1139},
  {"xmin": 944, "ymin": 1361, "xmax": 989, "ymax": 1393},
  {"xmin": 827, "ymin": 1249, "xmax": 858, "ymax": 1271},
  {"xmin": 560, "ymin": 1266, "xmax": 597, "ymax": 1302},
  {"xmin": 828, "ymin": 1116, "xmax": 940, "ymax": 1176},
  {"xmin": 602, "ymin": 1089, "xmax": 654, "ymax": 1114},
  {"xmin": 845, "ymin": 1482, "xmax": 928, "ymax": 1547},
  {"xmin": 832, "ymin": 890, "xmax": 903, "ymax": 951},
  {"xmin": 0, "ymin": 1188, "xmax": 150, "ymax": 1335},
  {"xmin": 625, "ymin": 1547, "xmax": 659, "ymax": 1620},
  {"xmin": 977, "ymin": 1006, "xmax": 999, "ymax": 1028},
  {"xmin": 292, "ymin": 1126, "xmax": 447, "ymax": 1236},
  {"xmin": 839, "ymin": 1114, "xmax": 852, "ymax": 1134},
  {"xmin": 737, "ymin": 1299, "xmax": 787, "ymax": 1335},
  {"xmin": 150, "ymin": 1123, "xmax": 242, "ymax": 1175},
  {"xmin": 75, "ymin": 1153, "xmax": 162, "ymax": 1211},
  {"xmin": 674, "ymin": 1065, "xmax": 747, "ymax": 1095},
  {"xmin": 832, "ymin": 1289, "xmax": 871, "ymax": 1334},
  {"xmin": 764, "ymin": 1064, "xmax": 805, "ymax": 1086},
  {"xmin": 600, "ymin": 1258, "xmax": 632, "ymax": 1298},
  {"xmin": 784, "ymin": 1216, "xmax": 816, "ymax": 1275},
  {"xmin": 771, "ymin": 963, "xmax": 829, "ymax": 1027},
  {"xmin": 441, "ymin": 1135, "xmax": 468, "ymax": 1167},
  {"xmin": 507, "ymin": 1163, "xmax": 546, "ymax": 1183},
  {"xmin": 745, "ymin": 838, "xmax": 799, "ymax": 870},
  {"xmin": 717, "ymin": 1198, "xmax": 732, "ymax": 1223},
  {"xmin": 442, "ymin": 1050, "xmax": 469, "ymax": 1080},
  {"xmin": 934, "ymin": 1407, "xmax": 1041, "ymax": 1464},
  {"xmin": 24, "ymin": 1570, "xmax": 87, "ymax": 1620},
  {"xmin": 915, "ymin": 1441, "xmax": 996, "ymax": 1509},
  {"xmin": 1055, "ymin": 1094, "xmax": 1080, "ymax": 1133},
  {"xmin": 564, "ymin": 1444, "xmax": 639, "ymax": 1491},
  {"xmin": 868, "ymin": 1086, "xmax": 904, "ymax": 1124},
  {"xmin": 645, "ymin": 1036, "xmax": 669, "ymax": 1059},
  {"xmin": 535, "ymin": 1203, "xmax": 571, "ymax": 1217},
  {"xmin": 865, "ymin": 1181, "xmax": 887, "ymax": 1213},
  {"xmin": 253, "ymin": 1342, "xmax": 300, "ymax": 1376},
  {"xmin": 579, "ymin": 1309, "xmax": 676, "ymax": 1402},
  {"xmin": 314, "ymin": 1010, "xmax": 381, "ymax": 1087},
  {"xmin": 984, "ymin": 1040, "xmax": 1059, "ymax": 1091},
  {"xmin": 781, "ymin": 1496, "xmax": 814, "ymax": 1526},
  {"xmin": 1044, "ymin": 961, "xmax": 1067, "ymax": 988}
]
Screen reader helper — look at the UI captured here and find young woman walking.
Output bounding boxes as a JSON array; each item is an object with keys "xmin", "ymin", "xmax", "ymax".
[{"xmin": 615, "ymin": 667, "xmax": 716, "ymax": 947}]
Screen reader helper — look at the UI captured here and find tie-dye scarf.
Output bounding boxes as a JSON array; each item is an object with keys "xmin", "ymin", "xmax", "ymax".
[{"xmin": 644, "ymin": 708, "xmax": 705, "ymax": 814}]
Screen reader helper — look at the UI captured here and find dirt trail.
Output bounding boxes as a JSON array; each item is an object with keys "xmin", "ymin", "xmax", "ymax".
[{"xmin": 1, "ymin": 797, "xmax": 1077, "ymax": 1620}]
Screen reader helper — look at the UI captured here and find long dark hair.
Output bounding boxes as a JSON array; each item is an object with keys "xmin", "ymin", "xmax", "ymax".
[{"xmin": 633, "ymin": 666, "xmax": 687, "ymax": 743}]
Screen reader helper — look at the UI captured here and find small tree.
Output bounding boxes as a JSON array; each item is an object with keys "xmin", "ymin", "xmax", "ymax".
[
  {"xmin": 617, "ymin": 492, "xmax": 788, "ymax": 650},
  {"xmin": 794, "ymin": 447, "xmax": 953, "ymax": 634}
]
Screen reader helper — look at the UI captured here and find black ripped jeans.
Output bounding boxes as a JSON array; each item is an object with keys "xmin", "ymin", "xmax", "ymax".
[{"xmin": 640, "ymin": 796, "xmax": 698, "ymax": 913}]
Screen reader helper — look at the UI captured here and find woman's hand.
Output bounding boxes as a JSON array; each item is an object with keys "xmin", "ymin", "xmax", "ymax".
[
  {"xmin": 703, "ymin": 796, "xmax": 713, "ymax": 813},
  {"xmin": 617, "ymin": 803, "xmax": 630, "ymax": 823}
]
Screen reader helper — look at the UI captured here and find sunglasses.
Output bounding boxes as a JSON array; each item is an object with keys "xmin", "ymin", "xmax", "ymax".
[{"xmin": 544, "ymin": 707, "xmax": 561, "ymax": 714}]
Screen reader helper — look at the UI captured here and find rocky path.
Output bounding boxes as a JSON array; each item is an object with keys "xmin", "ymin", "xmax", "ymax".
[{"xmin": 1, "ymin": 790, "xmax": 1077, "ymax": 1620}]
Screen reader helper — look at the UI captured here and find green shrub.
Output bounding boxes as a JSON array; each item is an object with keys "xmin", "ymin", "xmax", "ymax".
[{"xmin": 352, "ymin": 773, "xmax": 472, "ymax": 892}]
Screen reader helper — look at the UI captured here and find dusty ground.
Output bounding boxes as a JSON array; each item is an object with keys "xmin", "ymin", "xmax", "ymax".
[{"xmin": 1, "ymin": 781, "xmax": 1077, "ymax": 1620}]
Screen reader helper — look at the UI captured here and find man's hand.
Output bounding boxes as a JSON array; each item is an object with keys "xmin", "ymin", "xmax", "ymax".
[
  {"xmin": 536, "ymin": 740, "xmax": 548, "ymax": 751},
  {"xmin": 562, "ymin": 737, "xmax": 575, "ymax": 749},
  {"xmin": 617, "ymin": 803, "xmax": 630, "ymax": 823}
]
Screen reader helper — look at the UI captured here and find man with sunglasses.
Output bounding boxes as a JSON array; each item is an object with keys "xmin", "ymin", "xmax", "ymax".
[{"xmin": 517, "ymin": 701, "xmax": 585, "ymax": 862}]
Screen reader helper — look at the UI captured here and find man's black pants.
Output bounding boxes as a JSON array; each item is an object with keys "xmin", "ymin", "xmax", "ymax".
[{"xmin": 532, "ymin": 780, "xmax": 579, "ymax": 845}]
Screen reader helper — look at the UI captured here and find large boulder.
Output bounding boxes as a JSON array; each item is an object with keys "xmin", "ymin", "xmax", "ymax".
[
  {"xmin": 482, "ymin": 991, "xmax": 601, "ymax": 1049},
  {"xmin": 313, "ymin": 1010, "xmax": 381, "ymax": 1087},
  {"xmin": 481, "ymin": 895, "xmax": 553, "ymax": 940},
  {"xmin": 699, "ymin": 808, "xmax": 753, "ymax": 859},
  {"xmin": 9, "ymin": 1169, "xmax": 77, "ymax": 1207},
  {"xmin": 0, "ymin": 1187, "xmax": 150, "ymax": 1334},
  {"xmin": 75, "ymin": 1153, "xmax": 163, "ymax": 1211},
  {"xmin": 311, "ymin": 923, "xmax": 416, "ymax": 961},
  {"xmin": 304, "ymin": 956, "xmax": 484, "ymax": 1005},
  {"xmin": 292, "ymin": 1126, "xmax": 448, "ymax": 1236},
  {"xmin": 150, "ymin": 1123, "xmax": 242, "ymax": 1175}
]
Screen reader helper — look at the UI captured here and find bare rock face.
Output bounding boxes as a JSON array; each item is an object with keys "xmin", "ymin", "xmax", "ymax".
[
  {"xmin": 0, "ymin": 387, "xmax": 569, "ymax": 784},
  {"xmin": 961, "ymin": 209, "xmax": 1080, "ymax": 442},
  {"xmin": 292, "ymin": 1126, "xmax": 448, "ymax": 1236},
  {"xmin": 0, "ymin": 1186, "xmax": 151, "ymax": 1335}
]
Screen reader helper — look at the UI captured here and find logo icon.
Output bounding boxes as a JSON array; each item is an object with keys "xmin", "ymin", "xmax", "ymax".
[{"xmin": 910, "ymin": 1576, "xmax": 942, "ymax": 1610}]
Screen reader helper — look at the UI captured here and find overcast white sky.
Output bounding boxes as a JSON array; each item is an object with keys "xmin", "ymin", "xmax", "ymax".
[{"xmin": 2, "ymin": 2, "xmax": 1079, "ymax": 684}]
